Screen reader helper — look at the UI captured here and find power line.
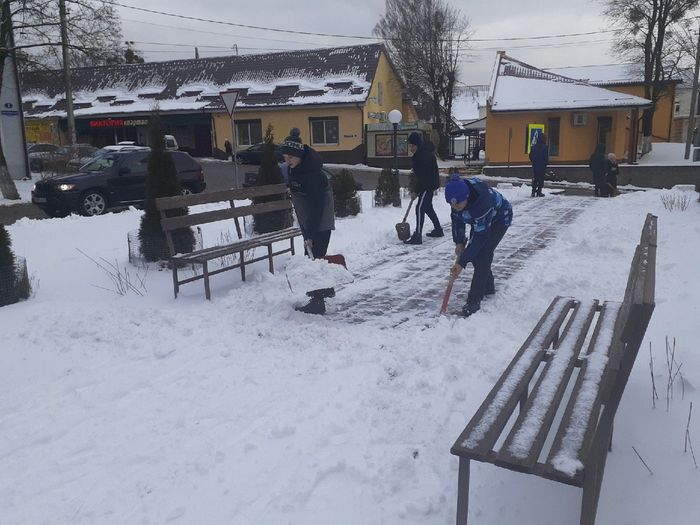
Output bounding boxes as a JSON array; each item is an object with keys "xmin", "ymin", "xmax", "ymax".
[{"xmin": 106, "ymin": 0, "xmax": 616, "ymax": 43}]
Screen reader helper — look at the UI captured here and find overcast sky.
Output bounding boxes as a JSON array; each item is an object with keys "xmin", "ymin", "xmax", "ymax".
[{"xmin": 116, "ymin": 0, "xmax": 619, "ymax": 85}]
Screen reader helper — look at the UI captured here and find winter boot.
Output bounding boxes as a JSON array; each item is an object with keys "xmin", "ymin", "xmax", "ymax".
[
  {"xmin": 404, "ymin": 233, "xmax": 422, "ymax": 245},
  {"xmin": 426, "ymin": 228, "xmax": 444, "ymax": 238},
  {"xmin": 295, "ymin": 296, "xmax": 326, "ymax": 315},
  {"xmin": 460, "ymin": 301, "xmax": 481, "ymax": 317}
]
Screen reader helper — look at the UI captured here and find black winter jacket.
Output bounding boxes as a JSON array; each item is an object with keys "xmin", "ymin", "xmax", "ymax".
[
  {"xmin": 411, "ymin": 142, "xmax": 440, "ymax": 193},
  {"xmin": 288, "ymin": 145, "xmax": 331, "ymax": 237}
]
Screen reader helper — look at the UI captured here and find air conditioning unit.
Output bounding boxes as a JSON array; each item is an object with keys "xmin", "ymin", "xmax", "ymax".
[{"xmin": 571, "ymin": 113, "xmax": 588, "ymax": 126}]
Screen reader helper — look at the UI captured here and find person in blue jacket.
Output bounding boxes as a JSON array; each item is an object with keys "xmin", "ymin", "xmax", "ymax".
[
  {"xmin": 445, "ymin": 175, "xmax": 513, "ymax": 317},
  {"xmin": 528, "ymin": 131, "xmax": 548, "ymax": 197}
]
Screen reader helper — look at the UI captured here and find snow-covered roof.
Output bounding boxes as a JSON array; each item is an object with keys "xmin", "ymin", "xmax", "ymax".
[
  {"xmin": 21, "ymin": 44, "xmax": 384, "ymax": 119},
  {"xmin": 488, "ymin": 53, "xmax": 652, "ymax": 112},
  {"xmin": 544, "ymin": 63, "xmax": 644, "ymax": 85}
]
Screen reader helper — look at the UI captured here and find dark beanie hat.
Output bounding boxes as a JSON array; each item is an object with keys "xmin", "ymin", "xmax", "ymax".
[
  {"xmin": 444, "ymin": 175, "xmax": 470, "ymax": 204},
  {"xmin": 408, "ymin": 131, "xmax": 423, "ymax": 146},
  {"xmin": 280, "ymin": 128, "xmax": 305, "ymax": 157}
]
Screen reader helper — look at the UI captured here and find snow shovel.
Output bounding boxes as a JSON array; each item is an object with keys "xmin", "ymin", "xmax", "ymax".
[
  {"xmin": 439, "ymin": 258, "xmax": 460, "ymax": 316},
  {"xmin": 395, "ymin": 197, "xmax": 416, "ymax": 241},
  {"xmin": 306, "ymin": 243, "xmax": 347, "ymax": 268}
]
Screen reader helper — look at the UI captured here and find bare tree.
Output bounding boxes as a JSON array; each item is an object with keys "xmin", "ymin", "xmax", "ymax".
[
  {"xmin": 375, "ymin": 0, "xmax": 469, "ymax": 158},
  {"xmin": 0, "ymin": 0, "xmax": 132, "ymax": 199},
  {"xmin": 603, "ymin": 0, "xmax": 699, "ymax": 154}
]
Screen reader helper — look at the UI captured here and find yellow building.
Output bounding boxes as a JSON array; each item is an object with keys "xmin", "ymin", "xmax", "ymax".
[
  {"xmin": 485, "ymin": 53, "xmax": 653, "ymax": 165},
  {"xmin": 211, "ymin": 46, "xmax": 415, "ymax": 164},
  {"xmin": 21, "ymin": 44, "xmax": 416, "ymax": 163}
]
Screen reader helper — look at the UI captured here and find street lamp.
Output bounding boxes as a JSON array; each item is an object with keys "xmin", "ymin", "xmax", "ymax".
[{"xmin": 388, "ymin": 109, "xmax": 402, "ymax": 182}]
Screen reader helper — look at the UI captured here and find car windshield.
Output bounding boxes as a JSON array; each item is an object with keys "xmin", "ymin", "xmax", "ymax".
[
  {"xmin": 55, "ymin": 146, "xmax": 71, "ymax": 155},
  {"xmin": 81, "ymin": 153, "xmax": 117, "ymax": 172}
]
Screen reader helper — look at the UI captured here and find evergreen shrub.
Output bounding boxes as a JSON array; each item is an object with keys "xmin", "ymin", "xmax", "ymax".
[
  {"xmin": 374, "ymin": 167, "xmax": 401, "ymax": 207},
  {"xmin": 253, "ymin": 124, "xmax": 293, "ymax": 233},
  {"xmin": 332, "ymin": 169, "xmax": 361, "ymax": 217},
  {"xmin": 138, "ymin": 112, "xmax": 195, "ymax": 262}
]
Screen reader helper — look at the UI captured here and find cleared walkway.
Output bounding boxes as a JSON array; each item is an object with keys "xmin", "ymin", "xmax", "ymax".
[{"xmin": 327, "ymin": 195, "xmax": 592, "ymax": 326}]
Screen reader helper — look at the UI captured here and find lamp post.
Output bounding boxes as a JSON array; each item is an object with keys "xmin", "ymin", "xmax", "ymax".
[{"xmin": 388, "ymin": 109, "xmax": 402, "ymax": 182}]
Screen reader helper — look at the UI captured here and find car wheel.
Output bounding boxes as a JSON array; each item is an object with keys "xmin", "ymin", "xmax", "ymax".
[
  {"xmin": 79, "ymin": 190, "xmax": 108, "ymax": 216},
  {"xmin": 234, "ymin": 156, "xmax": 244, "ymax": 165},
  {"xmin": 30, "ymin": 161, "xmax": 42, "ymax": 172},
  {"xmin": 180, "ymin": 186, "xmax": 194, "ymax": 196}
]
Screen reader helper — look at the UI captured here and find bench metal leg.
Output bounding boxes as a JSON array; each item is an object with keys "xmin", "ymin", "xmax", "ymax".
[
  {"xmin": 203, "ymin": 261, "xmax": 211, "ymax": 300},
  {"xmin": 268, "ymin": 244, "xmax": 274, "ymax": 273},
  {"xmin": 240, "ymin": 252, "xmax": 246, "ymax": 282},
  {"xmin": 456, "ymin": 457, "xmax": 471, "ymax": 525},
  {"xmin": 290, "ymin": 237, "xmax": 296, "ymax": 255},
  {"xmin": 172, "ymin": 263, "xmax": 179, "ymax": 299}
]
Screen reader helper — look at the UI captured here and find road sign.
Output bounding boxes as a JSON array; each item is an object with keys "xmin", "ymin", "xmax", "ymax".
[{"xmin": 220, "ymin": 89, "xmax": 239, "ymax": 117}]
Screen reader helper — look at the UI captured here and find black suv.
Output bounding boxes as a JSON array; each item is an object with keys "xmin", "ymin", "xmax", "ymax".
[{"xmin": 31, "ymin": 150, "xmax": 206, "ymax": 217}]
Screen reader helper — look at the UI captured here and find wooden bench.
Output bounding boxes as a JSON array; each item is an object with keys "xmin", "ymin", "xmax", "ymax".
[
  {"xmin": 155, "ymin": 183, "xmax": 301, "ymax": 300},
  {"xmin": 451, "ymin": 213, "xmax": 657, "ymax": 525}
]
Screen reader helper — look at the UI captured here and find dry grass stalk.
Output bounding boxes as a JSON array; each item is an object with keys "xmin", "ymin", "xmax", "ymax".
[
  {"xmin": 649, "ymin": 343, "xmax": 659, "ymax": 408},
  {"xmin": 632, "ymin": 446, "xmax": 654, "ymax": 475}
]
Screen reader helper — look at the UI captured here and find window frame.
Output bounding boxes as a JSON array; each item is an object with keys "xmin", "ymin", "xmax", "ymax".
[
  {"xmin": 235, "ymin": 119, "xmax": 263, "ymax": 147},
  {"xmin": 547, "ymin": 117, "xmax": 560, "ymax": 157},
  {"xmin": 309, "ymin": 117, "xmax": 339, "ymax": 146}
]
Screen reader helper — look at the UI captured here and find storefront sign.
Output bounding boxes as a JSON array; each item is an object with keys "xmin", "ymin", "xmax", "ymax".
[{"xmin": 89, "ymin": 118, "xmax": 148, "ymax": 128}]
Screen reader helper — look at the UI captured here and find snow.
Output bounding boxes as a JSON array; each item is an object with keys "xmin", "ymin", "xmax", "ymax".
[
  {"xmin": 545, "ymin": 64, "xmax": 643, "ymax": 86},
  {"xmin": 1, "ymin": 182, "xmax": 700, "ymax": 524},
  {"xmin": 490, "ymin": 54, "xmax": 651, "ymax": 112}
]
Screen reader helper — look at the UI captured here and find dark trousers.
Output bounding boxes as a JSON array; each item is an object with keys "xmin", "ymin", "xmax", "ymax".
[
  {"xmin": 467, "ymin": 221, "xmax": 509, "ymax": 305},
  {"xmin": 532, "ymin": 169, "xmax": 545, "ymax": 195},
  {"xmin": 309, "ymin": 230, "xmax": 331, "ymax": 258},
  {"xmin": 415, "ymin": 190, "xmax": 441, "ymax": 235}
]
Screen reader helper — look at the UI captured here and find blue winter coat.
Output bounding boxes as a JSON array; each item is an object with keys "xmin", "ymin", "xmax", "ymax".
[{"xmin": 451, "ymin": 177, "xmax": 513, "ymax": 268}]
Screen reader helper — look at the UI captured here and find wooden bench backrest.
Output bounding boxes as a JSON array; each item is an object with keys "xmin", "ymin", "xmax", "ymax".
[{"xmin": 155, "ymin": 183, "xmax": 293, "ymax": 233}]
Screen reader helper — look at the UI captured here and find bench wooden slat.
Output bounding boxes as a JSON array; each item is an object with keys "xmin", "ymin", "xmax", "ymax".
[
  {"xmin": 540, "ymin": 301, "xmax": 621, "ymax": 485},
  {"xmin": 161, "ymin": 199, "xmax": 293, "ymax": 231},
  {"xmin": 173, "ymin": 228, "xmax": 300, "ymax": 262},
  {"xmin": 450, "ymin": 296, "xmax": 574, "ymax": 459},
  {"xmin": 495, "ymin": 299, "xmax": 599, "ymax": 472},
  {"xmin": 155, "ymin": 183, "xmax": 290, "ymax": 210}
]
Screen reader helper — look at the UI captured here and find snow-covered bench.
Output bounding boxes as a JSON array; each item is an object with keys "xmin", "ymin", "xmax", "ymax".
[
  {"xmin": 156, "ymin": 183, "xmax": 301, "ymax": 300},
  {"xmin": 450, "ymin": 213, "xmax": 657, "ymax": 525}
]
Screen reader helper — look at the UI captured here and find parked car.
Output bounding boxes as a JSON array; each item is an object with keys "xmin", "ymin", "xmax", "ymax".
[
  {"xmin": 31, "ymin": 150, "xmax": 206, "ymax": 217},
  {"xmin": 29, "ymin": 144, "xmax": 98, "ymax": 173},
  {"xmin": 234, "ymin": 142, "xmax": 283, "ymax": 165},
  {"xmin": 26, "ymin": 143, "xmax": 59, "ymax": 155}
]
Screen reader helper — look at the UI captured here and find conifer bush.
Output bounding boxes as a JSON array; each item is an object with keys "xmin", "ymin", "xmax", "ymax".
[
  {"xmin": 332, "ymin": 169, "xmax": 361, "ymax": 217},
  {"xmin": 253, "ymin": 124, "xmax": 293, "ymax": 233},
  {"xmin": 374, "ymin": 167, "xmax": 401, "ymax": 207},
  {"xmin": 138, "ymin": 113, "xmax": 195, "ymax": 262},
  {"xmin": 0, "ymin": 225, "xmax": 30, "ymax": 306}
]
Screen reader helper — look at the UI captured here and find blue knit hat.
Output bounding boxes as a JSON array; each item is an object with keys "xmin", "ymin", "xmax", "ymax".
[
  {"xmin": 445, "ymin": 175, "xmax": 470, "ymax": 204},
  {"xmin": 280, "ymin": 128, "xmax": 305, "ymax": 157}
]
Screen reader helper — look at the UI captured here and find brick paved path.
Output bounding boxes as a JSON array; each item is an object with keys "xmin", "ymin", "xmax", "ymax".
[{"xmin": 327, "ymin": 195, "xmax": 592, "ymax": 326}]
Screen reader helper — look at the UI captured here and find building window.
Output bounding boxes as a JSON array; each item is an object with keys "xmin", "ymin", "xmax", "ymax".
[
  {"xmin": 310, "ymin": 117, "xmax": 339, "ymax": 145},
  {"xmin": 236, "ymin": 120, "xmax": 262, "ymax": 146},
  {"xmin": 547, "ymin": 117, "xmax": 560, "ymax": 157},
  {"xmin": 675, "ymin": 102, "xmax": 680, "ymax": 114},
  {"xmin": 378, "ymin": 82, "xmax": 383, "ymax": 106}
]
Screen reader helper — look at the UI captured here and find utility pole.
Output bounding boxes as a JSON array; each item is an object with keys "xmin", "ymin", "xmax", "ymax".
[
  {"xmin": 684, "ymin": 23, "xmax": 700, "ymax": 160},
  {"xmin": 58, "ymin": 0, "xmax": 76, "ymax": 146}
]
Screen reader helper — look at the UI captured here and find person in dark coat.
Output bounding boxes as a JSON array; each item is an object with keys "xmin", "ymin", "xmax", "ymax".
[
  {"xmin": 528, "ymin": 131, "xmax": 548, "ymax": 197},
  {"xmin": 589, "ymin": 144, "xmax": 608, "ymax": 197},
  {"xmin": 224, "ymin": 138, "xmax": 233, "ymax": 161},
  {"xmin": 404, "ymin": 131, "xmax": 443, "ymax": 245},
  {"xmin": 606, "ymin": 153, "xmax": 619, "ymax": 196},
  {"xmin": 445, "ymin": 175, "xmax": 513, "ymax": 317},
  {"xmin": 280, "ymin": 128, "xmax": 336, "ymax": 315}
]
